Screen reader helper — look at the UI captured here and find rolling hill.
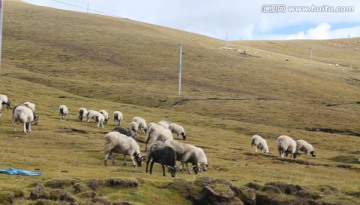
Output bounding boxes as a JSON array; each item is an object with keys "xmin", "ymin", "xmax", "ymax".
[{"xmin": 0, "ymin": 0, "xmax": 359, "ymax": 204}]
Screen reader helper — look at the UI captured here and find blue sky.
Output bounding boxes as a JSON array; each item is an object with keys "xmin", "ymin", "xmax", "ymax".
[{"xmin": 22, "ymin": 0, "xmax": 360, "ymax": 40}]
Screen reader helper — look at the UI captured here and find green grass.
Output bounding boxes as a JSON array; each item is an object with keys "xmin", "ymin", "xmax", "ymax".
[{"xmin": 0, "ymin": 0, "xmax": 359, "ymax": 204}]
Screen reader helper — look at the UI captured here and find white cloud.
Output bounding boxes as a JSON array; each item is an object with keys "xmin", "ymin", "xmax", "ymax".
[
  {"xmin": 22, "ymin": 0, "xmax": 360, "ymax": 40},
  {"xmin": 286, "ymin": 23, "xmax": 360, "ymax": 40}
]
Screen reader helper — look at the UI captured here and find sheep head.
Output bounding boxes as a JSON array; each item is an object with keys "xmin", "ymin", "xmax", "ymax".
[
  {"xmin": 134, "ymin": 153, "xmax": 143, "ymax": 167},
  {"xmin": 167, "ymin": 166, "xmax": 176, "ymax": 177}
]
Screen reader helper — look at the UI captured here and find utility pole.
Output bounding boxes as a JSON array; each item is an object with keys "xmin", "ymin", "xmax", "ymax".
[
  {"xmin": 0, "ymin": 0, "xmax": 3, "ymax": 75},
  {"xmin": 178, "ymin": 42, "xmax": 183, "ymax": 96}
]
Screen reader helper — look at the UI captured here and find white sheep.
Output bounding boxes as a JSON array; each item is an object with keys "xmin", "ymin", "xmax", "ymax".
[
  {"xmin": 99, "ymin": 110, "xmax": 109, "ymax": 124},
  {"xmin": 59, "ymin": 105, "xmax": 69, "ymax": 120},
  {"xmin": 93, "ymin": 111, "xmax": 105, "ymax": 128},
  {"xmin": 129, "ymin": 121, "xmax": 139, "ymax": 134},
  {"xmin": 12, "ymin": 105, "xmax": 38, "ymax": 134},
  {"xmin": 157, "ymin": 120, "xmax": 170, "ymax": 129},
  {"xmin": 145, "ymin": 123, "xmax": 173, "ymax": 151},
  {"xmin": 132, "ymin": 117, "xmax": 148, "ymax": 133},
  {"xmin": 169, "ymin": 123, "xmax": 187, "ymax": 140},
  {"xmin": 194, "ymin": 146, "xmax": 208, "ymax": 172},
  {"xmin": 0, "ymin": 94, "xmax": 11, "ymax": 110},
  {"xmin": 86, "ymin": 110, "xmax": 96, "ymax": 123},
  {"xmin": 23, "ymin": 102, "xmax": 36, "ymax": 112},
  {"xmin": 104, "ymin": 131, "xmax": 143, "ymax": 167},
  {"xmin": 251, "ymin": 135, "xmax": 269, "ymax": 154},
  {"xmin": 296, "ymin": 140, "xmax": 316, "ymax": 157},
  {"xmin": 277, "ymin": 135, "xmax": 297, "ymax": 158},
  {"xmin": 164, "ymin": 140, "xmax": 201, "ymax": 174},
  {"xmin": 113, "ymin": 111, "xmax": 123, "ymax": 126},
  {"xmin": 78, "ymin": 107, "xmax": 88, "ymax": 122}
]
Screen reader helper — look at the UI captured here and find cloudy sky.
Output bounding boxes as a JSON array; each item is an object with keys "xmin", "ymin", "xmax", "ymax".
[{"xmin": 22, "ymin": 0, "xmax": 360, "ymax": 40}]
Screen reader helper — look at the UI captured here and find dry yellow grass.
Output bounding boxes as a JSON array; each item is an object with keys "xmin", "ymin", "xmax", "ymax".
[{"xmin": 0, "ymin": 0, "xmax": 359, "ymax": 204}]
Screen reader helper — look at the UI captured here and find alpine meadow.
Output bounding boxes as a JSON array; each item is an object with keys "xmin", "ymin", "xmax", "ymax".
[{"xmin": 0, "ymin": 0, "xmax": 359, "ymax": 204}]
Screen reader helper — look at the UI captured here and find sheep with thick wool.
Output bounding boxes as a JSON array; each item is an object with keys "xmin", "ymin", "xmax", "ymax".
[
  {"xmin": 78, "ymin": 108, "xmax": 87, "ymax": 122},
  {"xmin": 145, "ymin": 123, "xmax": 173, "ymax": 151},
  {"xmin": 277, "ymin": 135, "xmax": 297, "ymax": 158},
  {"xmin": 296, "ymin": 140, "xmax": 316, "ymax": 157},
  {"xmin": 23, "ymin": 102, "xmax": 36, "ymax": 112},
  {"xmin": 94, "ymin": 111, "xmax": 105, "ymax": 128},
  {"xmin": 0, "ymin": 94, "xmax": 11, "ymax": 111},
  {"xmin": 169, "ymin": 123, "xmax": 187, "ymax": 140},
  {"xmin": 104, "ymin": 131, "xmax": 143, "ymax": 167},
  {"xmin": 165, "ymin": 140, "xmax": 201, "ymax": 174},
  {"xmin": 251, "ymin": 135, "xmax": 269, "ymax": 154},
  {"xmin": 132, "ymin": 117, "xmax": 147, "ymax": 133},
  {"xmin": 146, "ymin": 141, "xmax": 177, "ymax": 177},
  {"xmin": 59, "ymin": 105, "xmax": 69, "ymax": 120},
  {"xmin": 113, "ymin": 111, "xmax": 123, "ymax": 126},
  {"xmin": 12, "ymin": 105, "xmax": 38, "ymax": 134},
  {"xmin": 158, "ymin": 120, "xmax": 170, "ymax": 129},
  {"xmin": 99, "ymin": 110, "xmax": 109, "ymax": 124}
]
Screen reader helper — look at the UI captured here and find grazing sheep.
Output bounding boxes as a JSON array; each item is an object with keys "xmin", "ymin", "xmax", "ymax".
[
  {"xmin": 112, "ymin": 126, "xmax": 137, "ymax": 138},
  {"xmin": 164, "ymin": 140, "xmax": 200, "ymax": 174},
  {"xmin": 296, "ymin": 140, "xmax": 316, "ymax": 157},
  {"xmin": 93, "ymin": 111, "xmax": 105, "ymax": 128},
  {"xmin": 86, "ymin": 110, "xmax": 96, "ymax": 123},
  {"xmin": 59, "ymin": 105, "xmax": 69, "ymax": 120},
  {"xmin": 23, "ymin": 102, "xmax": 36, "ymax": 111},
  {"xmin": 169, "ymin": 123, "xmax": 187, "ymax": 140},
  {"xmin": 129, "ymin": 121, "xmax": 139, "ymax": 134},
  {"xmin": 251, "ymin": 135, "xmax": 269, "ymax": 154},
  {"xmin": 78, "ymin": 108, "xmax": 88, "ymax": 122},
  {"xmin": 113, "ymin": 111, "xmax": 123, "ymax": 126},
  {"xmin": 146, "ymin": 141, "xmax": 176, "ymax": 177},
  {"xmin": 158, "ymin": 120, "xmax": 170, "ymax": 129},
  {"xmin": 132, "ymin": 117, "xmax": 147, "ymax": 133},
  {"xmin": 194, "ymin": 146, "xmax": 208, "ymax": 172},
  {"xmin": 0, "ymin": 94, "xmax": 11, "ymax": 110},
  {"xmin": 277, "ymin": 135, "xmax": 297, "ymax": 158},
  {"xmin": 99, "ymin": 110, "xmax": 109, "ymax": 124},
  {"xmin": 12, "ymin": 105, "xmax": 38, "ymax": 134},
  {"xmin": 145, "ymin": 123, "xmax": 173, "ymax": 151},
  {"xmin": 104, "ymin": 132, "xmax": 143, "ymax": 167}
]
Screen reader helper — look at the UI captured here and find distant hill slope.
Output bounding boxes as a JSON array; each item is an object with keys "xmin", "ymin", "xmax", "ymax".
[{"xmin": 2, "ymin": 0, "xmax": 360, "ymax": 133}]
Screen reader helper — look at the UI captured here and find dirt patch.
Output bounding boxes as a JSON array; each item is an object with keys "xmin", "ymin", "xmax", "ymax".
[
  {"xmin": 305, "ymin": 127, "xmax": 360, "ymax": 137},
  {"xmin": 60, "ymin": 128, "xmax": 88, "ymax": 134}
]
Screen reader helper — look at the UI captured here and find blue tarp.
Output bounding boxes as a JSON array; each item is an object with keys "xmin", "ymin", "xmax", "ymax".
[{"xmin": 0, "ymin": 168, "xmax": 42, "ymax": 176}]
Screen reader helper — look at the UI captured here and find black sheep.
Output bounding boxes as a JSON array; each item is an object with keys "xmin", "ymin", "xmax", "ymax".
[
  {"xmin": 146, "ymin": 141, "xmax": 177, "ymax": 177},
  {"xmin": 112, "ymin": 126, "xmax": 137, "ymax": 138}
]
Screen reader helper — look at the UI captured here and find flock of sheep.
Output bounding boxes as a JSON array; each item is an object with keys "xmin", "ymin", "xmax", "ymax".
[
  {"xmin": 251, "ymin": 134, "xmax": 316, "ymax": 159},
  {"xmin": 1, "ymin": 93, "xmax": 317, "ymax": 178},
  {"xmin": 0, "ymin": 94, "xmax": 208, "ymax": 177}
]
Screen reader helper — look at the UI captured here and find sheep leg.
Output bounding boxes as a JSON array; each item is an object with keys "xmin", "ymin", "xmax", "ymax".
[
  {"xmin": 23, "ymin": 122, "xmax": 27, "ymax": 134},
  {"xmin": 185, "ymin": 163, "xmax": 191, "ymax": 174},
  {"xmin": 146, "ymin": 158, "xmax": 150, "ymax": 173},
  {"xmin": 12, "ymin": 120, "xmax": 17, "ymax": 133},
  {"xmin": 123, "ymin": 154, "xmax": 127, "ymax": 166},
  {"xmin": 149, "ymin": 160, "xmax": 155, "ymax": 174},
  {"xmin": 28, "ymin": 123, "xmax": 32, "ymax": 133},
  {"xmin": 161, "ymin": 164, "xmax": 166, "ymax": 176},
  {"xmin": 130, "ymin": 154, "xmax": 136, "ymax": 167},
  {"xmin": 104, "ymin": 150, "xmax": 111, "ymax": 166}
]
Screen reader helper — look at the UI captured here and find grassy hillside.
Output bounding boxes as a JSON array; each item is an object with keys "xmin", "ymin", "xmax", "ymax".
[{"xmin": 0, "ymin": 0, "xmax": 359, "ymax": 204}]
